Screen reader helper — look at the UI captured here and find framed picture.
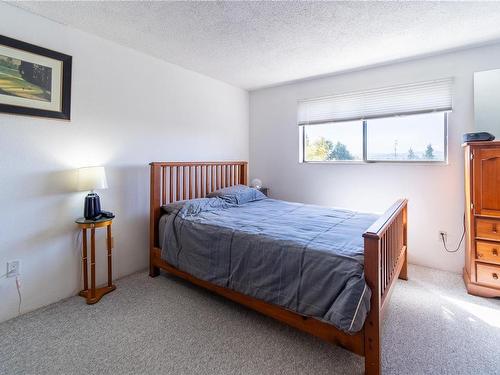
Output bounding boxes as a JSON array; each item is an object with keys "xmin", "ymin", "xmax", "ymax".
[{"xmin": 0, "ymin": 35, "xmax": 72, "ymax": 120}]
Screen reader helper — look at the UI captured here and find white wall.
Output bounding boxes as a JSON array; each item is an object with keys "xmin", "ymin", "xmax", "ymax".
[
  {"xmin": 474, "ymin": 68, "xmax": 500, "ymax": 134},
  {"xmin": 0, "ymin": 4, "xmax": 249, "ymax": 323},
  {"xmin": 250, "ymin": 43, "xmax": 500, "ymax": 274}
]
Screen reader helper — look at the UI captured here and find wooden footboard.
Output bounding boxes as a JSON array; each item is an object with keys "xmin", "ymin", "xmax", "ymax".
[
  {"xmin": 363, "ymin": 199, "xmax": 408, "ymax": 374},
  {"xmin": 149, "ymin": 161, "xmax": 408, "ymax": 375}
]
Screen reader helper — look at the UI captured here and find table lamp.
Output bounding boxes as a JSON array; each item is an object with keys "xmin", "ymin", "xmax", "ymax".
[
  {"xmin": 251, "ymin": 178, "xmax": 262, "ymax": 189},
  {"xmin": 77, "ymin": 166, "xmax": 108, "ymax": 220}
]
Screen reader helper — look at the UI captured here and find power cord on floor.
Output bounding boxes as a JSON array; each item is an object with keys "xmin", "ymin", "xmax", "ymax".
[{"xmin": 440, "ymin": 213, "xmax": 466, "ymax": 253}]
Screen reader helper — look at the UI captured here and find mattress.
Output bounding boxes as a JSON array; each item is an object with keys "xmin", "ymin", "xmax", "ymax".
[{"xmin": 159, "ymin": 197, "xmax": 378, "ymax": 333}]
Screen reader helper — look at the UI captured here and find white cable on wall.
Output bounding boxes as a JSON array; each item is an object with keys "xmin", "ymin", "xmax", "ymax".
[
  {"xmin": 0, "ymin": 272, "xmax": 22, "ymax": 315},
  {"xmin": 15, "ymin": 276, "xmax": 22, "ymax": 314}
]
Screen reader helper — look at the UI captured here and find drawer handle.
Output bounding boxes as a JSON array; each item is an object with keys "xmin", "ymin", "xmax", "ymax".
[
  {"xmin": 493, "ymin": 249, "xmax": 498, "ymax": 256},
  {"xmin": 493, "ymin": 224, "xmax": 498, "ymax": 233},
  {"xmin": 493, "ymin": 273, "xmax": 499, "ymax": 280}
]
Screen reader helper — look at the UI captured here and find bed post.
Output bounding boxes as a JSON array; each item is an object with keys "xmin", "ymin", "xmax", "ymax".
[
  {"xmin": 399, "ymin": 204, "xmax": 408, "ymax": 281},
  {"xmin": 240, "ymin": 162, "xmax": 248, "ymax": 185},
  {"xmin": 363, "ymin": 235, "xmax": 381, "ymax": 375},
  {"xmin": 149, "ymin": 163, "xmax": 161, "ymax": 277},
  {"xmin": 362, "ymin": 198, "xmax": 408, "ymax": 375}
]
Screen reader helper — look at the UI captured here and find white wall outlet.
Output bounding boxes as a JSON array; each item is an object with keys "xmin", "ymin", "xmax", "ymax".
[
  {"xmin": 6, "ymin": 260, "xmax": 20, "ymax": 278},
  {"xmin": 439, "ymin": 231, "xmax": 448, "ymax": 242}
]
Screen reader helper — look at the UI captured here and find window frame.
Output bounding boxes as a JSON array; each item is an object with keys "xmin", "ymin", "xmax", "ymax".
[{"xmin": 300, "ymin": 111, "xmax": 449, "ymax": 164}]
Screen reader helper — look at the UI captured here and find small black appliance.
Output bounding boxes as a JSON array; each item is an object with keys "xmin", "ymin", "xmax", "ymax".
[{"xmin": 462, "ymin": 132, "xmax": 495, "ymax": 143}]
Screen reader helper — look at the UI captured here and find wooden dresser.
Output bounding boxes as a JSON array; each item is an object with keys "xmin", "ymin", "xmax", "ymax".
[{"xmin": 463, "ymin": 141, "xmax": 500, "ymax": 297}]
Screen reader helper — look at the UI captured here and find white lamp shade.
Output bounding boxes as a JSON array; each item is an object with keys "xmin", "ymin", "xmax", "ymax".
[
  {"xmin": 251, "ymin": 178, "xmax": 262, "ymax": 189},
  {"xmin": 77, "ymin": 166, "xmax": 108, "ymax": 191}
]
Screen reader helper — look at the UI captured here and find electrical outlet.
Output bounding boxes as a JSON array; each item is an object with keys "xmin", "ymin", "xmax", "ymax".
[
  {"xmin": 6, "ymin": 260, "xmax": 20, "ymax": 278},
  {"xmin": 439, "ymin": 231, "xmax": 448, "ymax": 242}
]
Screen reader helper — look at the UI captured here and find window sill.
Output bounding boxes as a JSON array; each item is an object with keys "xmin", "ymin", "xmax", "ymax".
[{"xmin": 300, "ymin": 160, "xmax": 449, "ymax": 166}]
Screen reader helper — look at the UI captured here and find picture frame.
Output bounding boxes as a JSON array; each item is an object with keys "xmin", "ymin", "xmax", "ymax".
[{"xmin": 0, "ymin": 35, "xmax": 72, "ymax": 120}]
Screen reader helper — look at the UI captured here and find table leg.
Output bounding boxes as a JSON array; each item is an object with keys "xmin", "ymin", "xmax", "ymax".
[
  {"xmin": 90, "ymin": 228, "xmax": 96, "ymax": 299},
  {"xmin": 82, "ymin": 228, "xmax": 88, "ymax": 291},
  {"xmin": 107, "ymin": 224, "xmax": 112, "ymax": 287}
]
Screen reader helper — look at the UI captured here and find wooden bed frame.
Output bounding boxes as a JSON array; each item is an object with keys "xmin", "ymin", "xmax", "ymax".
[{"xmin": 149, "ymin": 161, "xmax": 408, "ymax": 375}]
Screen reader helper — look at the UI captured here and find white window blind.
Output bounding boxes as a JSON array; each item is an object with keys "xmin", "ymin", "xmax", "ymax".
[{"xmin": 297, "ymin": 78, "xmax": 453, "ymax": 125}]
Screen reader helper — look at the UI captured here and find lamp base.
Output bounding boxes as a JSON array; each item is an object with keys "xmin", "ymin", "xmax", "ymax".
[{"xmin": 84, "ymin": 193, "xmax": 102, "ymax": 220}]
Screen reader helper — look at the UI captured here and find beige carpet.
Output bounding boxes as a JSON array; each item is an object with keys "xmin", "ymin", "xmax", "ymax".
[{"xmin": 0, "ymin": 265, "xmax": 499, "ymax": 375}]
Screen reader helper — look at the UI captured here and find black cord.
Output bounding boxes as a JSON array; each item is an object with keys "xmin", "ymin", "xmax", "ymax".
[{"xmin": 440, "ymin": 213, "xmax": 466, "ymax": 253}]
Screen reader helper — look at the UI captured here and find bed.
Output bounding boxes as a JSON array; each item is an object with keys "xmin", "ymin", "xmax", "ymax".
[{"xmin": 149, "ymin": 161, "xmax": 408, "ymax": 375}]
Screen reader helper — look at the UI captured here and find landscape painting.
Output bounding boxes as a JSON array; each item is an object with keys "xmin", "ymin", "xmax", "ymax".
[
  {"xmin": 0, "ymin": 54, "xmax": 52, "ymax": 103},
  {"xmin": 0, "ymin": 35, "xmax": 72, "ymax": 120}
]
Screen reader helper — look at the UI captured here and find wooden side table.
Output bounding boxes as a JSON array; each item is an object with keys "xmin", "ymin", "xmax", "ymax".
[{"xmin": 75, "ymin": 217, "xmax": 116, "ymax": 304}]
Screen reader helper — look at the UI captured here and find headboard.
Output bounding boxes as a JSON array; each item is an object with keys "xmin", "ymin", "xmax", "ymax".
[{"xmin": 149, "ymin": 161, "xmax": 248, "ymax": 248}]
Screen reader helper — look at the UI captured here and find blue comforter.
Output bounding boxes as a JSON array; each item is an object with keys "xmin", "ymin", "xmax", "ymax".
[{"xmin": 160, "ymin": 197, "xmax": 378, "ymax": 333}]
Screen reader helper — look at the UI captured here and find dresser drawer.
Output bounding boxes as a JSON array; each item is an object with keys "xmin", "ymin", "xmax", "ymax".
[
  {"xmin": 476, "ymin": 263, "xmax": 500, "ymax": 288},
  {"xmin": 476, "ymin": 218, "xmax": 500, "ymax": 241},
  {"xmin": 476, "ymin": 241, "xmax": 500, "ymax": 264}
]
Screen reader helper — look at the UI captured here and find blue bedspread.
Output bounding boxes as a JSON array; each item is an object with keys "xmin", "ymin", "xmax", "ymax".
[{"xmin": 160, "ymin": 198, "xmax": 378, "ymax": 333}]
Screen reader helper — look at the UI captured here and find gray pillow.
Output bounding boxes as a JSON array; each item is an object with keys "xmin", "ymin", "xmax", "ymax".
[
  {"xmin": 161, "ymin": 197, "xmax": 231, "ymax": 217},
  {"xmin": 161, "ymin": 200, "xmax": 189, "ymax": 215},
  {"xmin": 207, "ymin": 184, "xmax": 267, "ymax": 205},
  {"xmin": 179, "ymin": 197, "xmax": 232, "ymax": 217}
]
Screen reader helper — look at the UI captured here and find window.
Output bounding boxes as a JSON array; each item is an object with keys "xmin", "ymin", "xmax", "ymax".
[
  {"xmin": 304, "ymin": 120, "xmax": 363, "ymax": 161},
  {"xmin": 302, "ymin": 112, "xmax": 447, "ymax": 162},
  {"xmin": 298, "ymin": 78, "xmax": 452, "ymax": 163},
  {"xmin": 366, "ymin": 112, "xmax": 446, "ymax": 161}
]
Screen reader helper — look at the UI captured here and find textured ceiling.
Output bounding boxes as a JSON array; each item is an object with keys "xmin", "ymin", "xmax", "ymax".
[{"xmin": 10, "ymin": 1, "xmax": 500, "ymax": 90}]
